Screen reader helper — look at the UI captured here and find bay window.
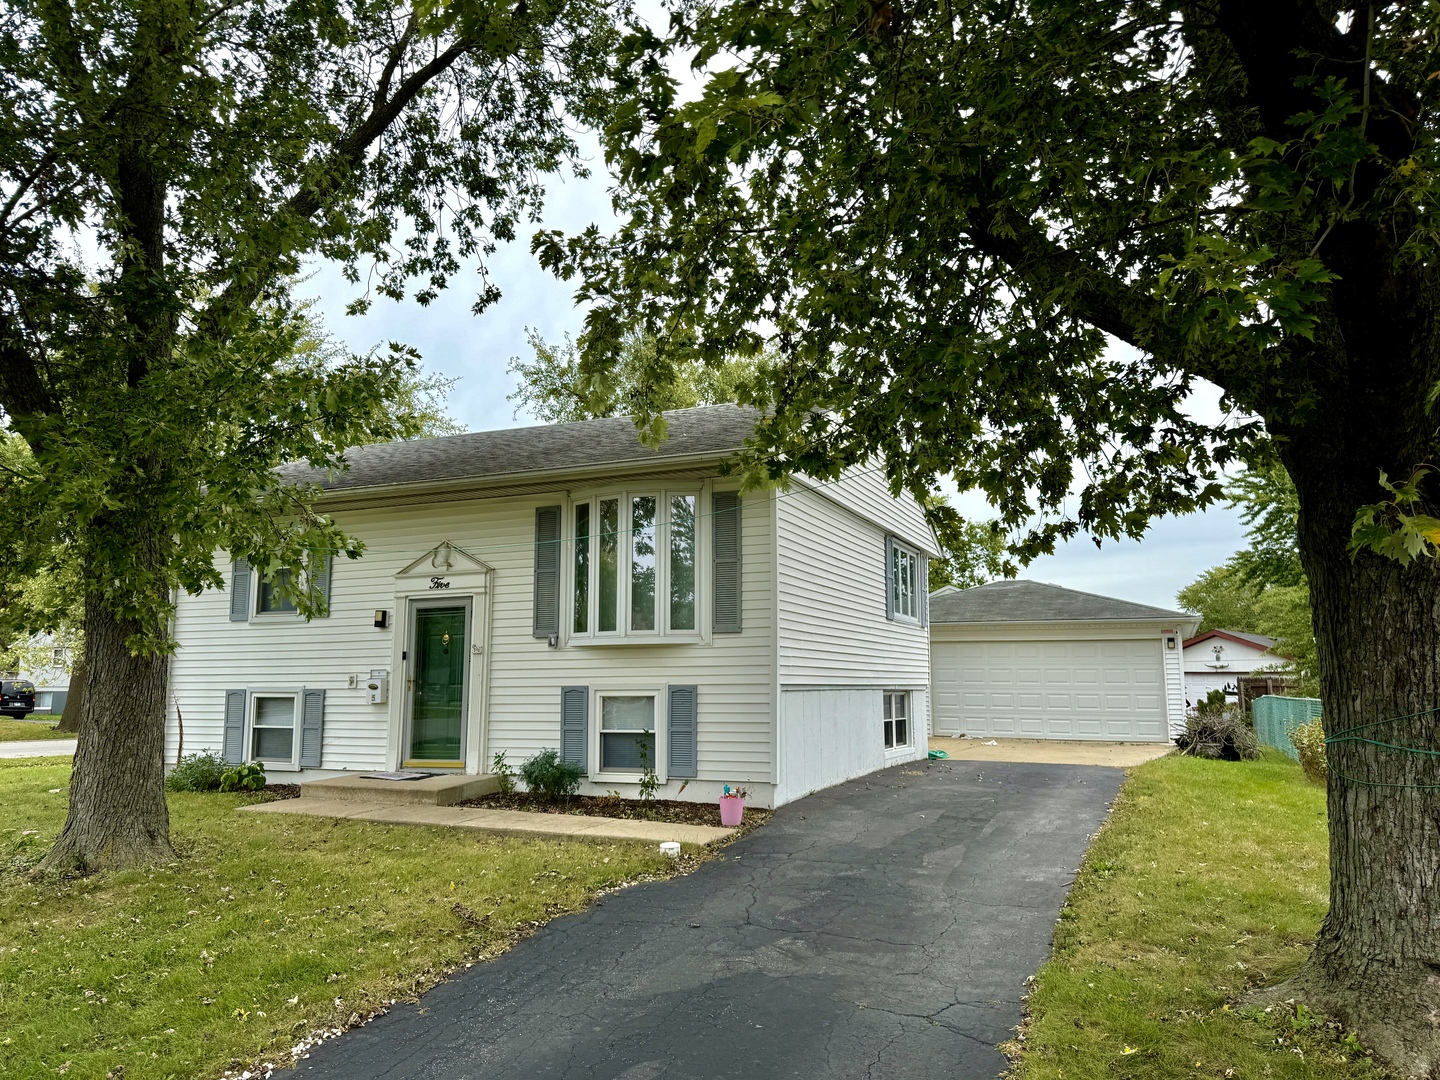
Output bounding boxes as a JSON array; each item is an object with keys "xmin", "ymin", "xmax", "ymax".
[{"xmin": 571, "ymin": 489, "xmax": 702, "ymax": 639}]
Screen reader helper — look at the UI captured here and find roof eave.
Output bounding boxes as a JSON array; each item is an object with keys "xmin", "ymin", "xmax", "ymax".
[{"xmin": 302, "ymin": 447, "xmax": 741, "ymax": 508}]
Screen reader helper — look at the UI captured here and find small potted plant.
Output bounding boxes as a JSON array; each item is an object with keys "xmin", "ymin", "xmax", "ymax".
[{"xmin": 719, "ymin": 784, "xmax": 748, "ymax": 827}]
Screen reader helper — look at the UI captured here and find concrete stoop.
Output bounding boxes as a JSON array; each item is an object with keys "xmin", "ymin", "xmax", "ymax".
[{"xmin": 300, "ymin": 772, "xmax": 501, "ymax": 806}]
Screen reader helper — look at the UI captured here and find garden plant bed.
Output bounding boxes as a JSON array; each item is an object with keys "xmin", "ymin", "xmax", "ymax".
[{"xmin": 461, "ymin": 791, "xmax": 772, "ymax": 832}]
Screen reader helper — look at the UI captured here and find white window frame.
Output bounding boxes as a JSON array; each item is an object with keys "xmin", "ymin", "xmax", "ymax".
[
  {"xmin": 883, "ymin": 690, "xmax": 911, "ymax": 751},
  {"xmin": 590, "ymin": 685, "xmax": 669, "ymax": 783},
  {"xmin": 247, "ymin": 688, "xmax": 303, "ymax": 771},
  {"xmin": 568, "ymin": 486, "xmax": 706, "ymax": 644},
  {"xmin": 889, "ymin": 542, "xmax": 921, "ymax": 624}
]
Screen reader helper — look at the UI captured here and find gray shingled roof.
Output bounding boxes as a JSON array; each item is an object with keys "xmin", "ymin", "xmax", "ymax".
[
  {"xmin": 284, "ymin": 404, "xmax": 759, "ymax": 492},
  {"xmin": 929, "ymin": 579, "xmax": 1192, "ymax": 623}
]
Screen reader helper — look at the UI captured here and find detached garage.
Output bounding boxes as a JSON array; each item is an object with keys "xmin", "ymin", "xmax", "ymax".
[{"xmin": 930, "ymin": 581, "xmax": 1200, "ymax": 742}]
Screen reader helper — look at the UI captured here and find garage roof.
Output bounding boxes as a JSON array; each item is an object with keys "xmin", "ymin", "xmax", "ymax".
[{"xmin": 929, "ymin": 579, "xmax": 1192, "ymax": 624}]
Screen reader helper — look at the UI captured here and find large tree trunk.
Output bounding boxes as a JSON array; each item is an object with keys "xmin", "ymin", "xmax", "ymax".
[
  {"xmin": 54, "ymin": 658, "xmax": 85, "ymax": 735},
  {"xmin": 42, "ymin": 591, "xmax": 173, "ymax": 872},
  {"xmin": 1267, "ymin": 438, "xmax": 1440, "ymax": 1074}
]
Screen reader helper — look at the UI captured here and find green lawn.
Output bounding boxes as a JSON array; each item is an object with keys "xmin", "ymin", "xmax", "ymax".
[
  {"xmin": 0, "ymin": 716, "xmax": 71, "ymax": 741},
  {"xmin": 1009, "ymin": 751, "xmax": 1385, "ymax": 1079},
  {"xmin": 0, "ymin": 757, "xmax": 672, "ymax": 1079}
]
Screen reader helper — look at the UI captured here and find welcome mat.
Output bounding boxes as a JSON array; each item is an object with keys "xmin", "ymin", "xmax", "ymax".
[{"xmin": 358, "ymin": 770, "xmax": 438, "ymax": 781}]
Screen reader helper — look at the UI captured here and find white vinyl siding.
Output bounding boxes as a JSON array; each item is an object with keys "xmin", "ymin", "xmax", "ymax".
[
  {"xmin": 1164, "ymin": 635, "xmax": 1186, "ymax": 737},
  {"xmin": 776, "ymin": 486, "xmax": 930, "ymax": 687},
  {"xmin": 794, "ymin": 465, "xmax": 934, "ymax": 555},
  {"xmin": 776, "ymin": 688, "xmax": 928, "ymax": 803},
  {"xmin": 167, "ymin": 477, "xmax": 775, "ymax": 794}
]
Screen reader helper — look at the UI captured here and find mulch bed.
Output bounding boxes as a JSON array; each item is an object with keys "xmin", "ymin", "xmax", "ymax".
[
  {"xmin": 257, "ymin": 783, "xmax": 301, "ymax": 801},
  {"xmin": 460, "ymin": 791, "xmax": 770, "ymax": 831}
]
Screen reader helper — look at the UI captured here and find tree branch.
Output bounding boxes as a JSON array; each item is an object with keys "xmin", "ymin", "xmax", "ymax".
[{"xmin": 200, "ymin": 33, "xmax": 476, "ymax": 337}]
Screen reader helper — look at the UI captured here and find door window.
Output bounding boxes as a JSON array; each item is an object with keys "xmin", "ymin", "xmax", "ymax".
[{"xmin": 410, "ymin": 606, "xmax": 467, "ymax": 762}]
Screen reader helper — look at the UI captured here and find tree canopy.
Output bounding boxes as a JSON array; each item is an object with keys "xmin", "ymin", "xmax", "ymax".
[
  {"xmin": 0, "ymin": 0, "xmax": 622, "ymax": 872},
  {"xmin": 539, "ymin": 0, "xmax": 1440, "ymax": 1065},
  {"xmin": 508, "ymin": 329, "xmax": 758, "ymax": 423}
]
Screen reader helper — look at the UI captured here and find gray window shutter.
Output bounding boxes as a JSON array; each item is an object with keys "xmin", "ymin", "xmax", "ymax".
[
  {"xmin": 919, "ymin": 555, "xmax": 929, "ymax": 627},
  {"xmin": 311, "ymin": 555, "xmax": 332, "ymax": 619},
  {"xmin": 229, "ymin": 559, "xmax": 251, "ymax": 622},
  {"xmin": 712, "ymin": 492, "xmax": 742, "ymax": 633},
  {"xmin": 534, "ymin": 506, "xmax": 562, "ymax": 638},
  {"xmin": 560, "ymin": 685, "xmax": 588, "ymax": 770},
  {"xmin": 223, "ymin": 690, "xmax": 247, "ymax": 763},
  {"xmin": 884, "ymin": 537, "xmax": 896, "ymax": 621},
  {"xmin": 667, "ymin": 685, "xmax": 698, "ymax": 778},
  {"xmin": 300, "ymin": 688, "xmax": 325, "ymax": 768}
]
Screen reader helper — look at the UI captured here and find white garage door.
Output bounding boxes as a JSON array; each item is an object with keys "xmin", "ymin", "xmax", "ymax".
[{"xmin": 932, "ymin": 639, "xmax": 1167, "ymax": 741}]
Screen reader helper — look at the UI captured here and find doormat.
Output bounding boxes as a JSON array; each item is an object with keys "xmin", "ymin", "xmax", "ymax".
[{"xmin": 359, "ymin": 770, "xmax": 438, "ymax": 781}]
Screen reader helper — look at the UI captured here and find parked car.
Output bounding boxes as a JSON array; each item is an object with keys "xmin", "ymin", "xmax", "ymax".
[{"xmin": 1, "ymin": 679, "xmax": 36, "ymax": 718}]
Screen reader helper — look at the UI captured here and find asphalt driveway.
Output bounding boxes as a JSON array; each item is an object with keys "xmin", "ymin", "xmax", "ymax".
[{"xmin": 299, "ymin": 758, "xmax": 1124, "ymax": 1080}]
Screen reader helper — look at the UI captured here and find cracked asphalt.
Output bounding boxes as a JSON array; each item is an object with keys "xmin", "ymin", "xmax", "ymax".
[{"xmin": 298, "ymin": 758, "xmax": 1123, "ymax": 1079}]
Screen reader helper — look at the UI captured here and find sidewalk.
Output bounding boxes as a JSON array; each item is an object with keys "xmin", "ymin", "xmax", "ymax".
[
  {"xmin": 0, "ymin": 739, "xmax": 77, "ymax": 759},
  {"xmin": 240, "ymin": 798, "xmax": 735, "ymax": 846}
]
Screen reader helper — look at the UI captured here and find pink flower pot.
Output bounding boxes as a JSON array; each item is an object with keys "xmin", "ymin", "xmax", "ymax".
[{"xmin": 719, "ymin": 796, "xmax": 745, "ymax": 827}]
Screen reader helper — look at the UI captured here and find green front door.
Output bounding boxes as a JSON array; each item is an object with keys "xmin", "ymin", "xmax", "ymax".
[{"xmin": 409, "ymin": 605, "xmax": 467, "ymax": 764}]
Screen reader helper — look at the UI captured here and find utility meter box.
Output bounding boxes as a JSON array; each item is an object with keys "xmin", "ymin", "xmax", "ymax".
[{"xmin": 366, "ymin": 671, "xmax": 389, "ymax": 705}]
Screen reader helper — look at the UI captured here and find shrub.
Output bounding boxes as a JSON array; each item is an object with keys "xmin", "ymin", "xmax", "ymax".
[
  {"xmin": 1291, "ymin": 719, "xmax": 1328, "ymax": 784},
  {"xmin": 166, "ymin": 751, "xmax": 229, "ymax": 792},
  {"xmin": 491, "ymin": 751, "xmax": 517, "ymax": 795},
  {"xmin": 1196, "ymin": 688, "xmax": 1229, "ymax": 716},
  {"xmin": 519, "ymin": 749, "xmax": 585, "ymax": 801},
  {"xmin": 218, "ymin": 761, "xmax": 266, "ymax": 792},
  {"xmin": 1177, "ymin": 706, "xmax": 1261, "ymax": 761}
]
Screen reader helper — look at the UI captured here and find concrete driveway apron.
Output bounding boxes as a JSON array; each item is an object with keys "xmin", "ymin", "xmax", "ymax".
[{"xmin": 299, "ymin": 759, "xmax": 1123, "ymax": 1080}]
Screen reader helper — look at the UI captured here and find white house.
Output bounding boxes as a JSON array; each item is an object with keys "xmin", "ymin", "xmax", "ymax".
[
  {"xmin": 13, "ymin": 633, "xmax": 72, "ymax": 715},
  {"xmin": 165, "ymin": 406, "xmax": 938, "ymax": 807},
  {"xmin": 929, "ymin": 580, "xmax": 1199, "ymax": 742},
  {"xmin": 1182, "ymin": 628, "xmax": 1278, "ymax": 705}
]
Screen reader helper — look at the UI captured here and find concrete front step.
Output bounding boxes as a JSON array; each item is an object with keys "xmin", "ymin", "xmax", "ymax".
[{"xmin": 300, "ymin": 772, "xmax": 500, "ymax": 806}]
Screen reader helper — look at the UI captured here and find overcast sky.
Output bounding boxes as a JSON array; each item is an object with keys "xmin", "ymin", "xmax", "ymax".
[{"xmin": 297, "ymin": 131, "xmax": 1249, "ymax": 613}]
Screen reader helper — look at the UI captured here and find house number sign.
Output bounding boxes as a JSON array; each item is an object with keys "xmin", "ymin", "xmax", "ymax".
[{"xmin": 429, "ymin": 576, "xmax": 451, "ymax": 590}]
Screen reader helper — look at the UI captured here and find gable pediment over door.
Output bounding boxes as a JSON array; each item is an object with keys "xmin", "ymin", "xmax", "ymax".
[{"xmin": 396, "ymin": 541, "xmax": 493, "ymax": 591}]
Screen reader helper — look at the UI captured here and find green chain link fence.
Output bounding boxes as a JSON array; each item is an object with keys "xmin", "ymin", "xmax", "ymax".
[{"xmin": 1251, "ymin": 694, "xmax": 1323, "ymax": 759}]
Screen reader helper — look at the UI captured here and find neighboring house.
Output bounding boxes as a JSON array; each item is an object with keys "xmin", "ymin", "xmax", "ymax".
[
  {"xmin": 929, "ymin": 580, "xmax": 1200, "ymax": 742},
  {"xmin": 165, "ymin": 405, "xmax": 938, "ymax": 807},
  {"xmin": 1182, "ymin": 629, "xmax": 1278, "ymax": 706},
  {"xmin": 14, "ymin": 633, "xmax": 71, "ymax": 715}
]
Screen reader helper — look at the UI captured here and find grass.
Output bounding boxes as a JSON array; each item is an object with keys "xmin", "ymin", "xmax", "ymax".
[
  {"xmin": 0, "ymin": 715, "xmax": 71, "ymax": 741},
  {"xmin": 0, "ymin": 757, "xmax": 674, "ymax": 1079},
  {"xmin": 1008, "ymin": 750, "xmax": 1386, "ymax": 1080}
]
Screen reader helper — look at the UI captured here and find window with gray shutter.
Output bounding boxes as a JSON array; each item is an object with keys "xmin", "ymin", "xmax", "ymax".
[
  {"xmin": 712, "ymin": 492, "xmax": 742, "ymax": 633},
  {"xmin": 222, "ymin": 690, "xmax": 247, "ymax": 762},
  {"xmin": 229, "ymin": 559, "xmax": 251, "ymax": 622},
  {"xmin": 299, "ymin": 689, "xmax": 325, "ymax": 768},
  {"xmin": 310, "ymin": 555, "xmax": 332, "ymax": 619},
  {"xmin": 534, "ymin": 506, "xmax": 562, "ymax": 638},
  {"xmin": 560, "ymin": 685, "xmax": 588, "ymax": 770},
  {"xmin": 884, "ymin": 537, "xmax": 896, "ymax": 621},
  {"xmin": 667, "ymin": 685, "xmax": 698, "ymax": 778},
  {"xmin": 919, "ymin": 555, "xmax": 929, "ymax": 627}
]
